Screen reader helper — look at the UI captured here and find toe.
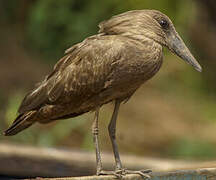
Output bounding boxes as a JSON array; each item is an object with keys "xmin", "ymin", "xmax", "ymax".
[
  {"xmin": 141, "ymin": 169, "xmax": 152, "ymax": 173},
  {"xmin": 123, "ymin": 169, "xmax": 152, "ymax": 179},
  {"xmin": 98, "ymin": 170, "xmax": 123, "ymax": 178}
]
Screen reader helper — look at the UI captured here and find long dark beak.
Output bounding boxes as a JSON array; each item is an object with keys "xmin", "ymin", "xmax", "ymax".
[{"xmin": 167, "ymin": 31, "xmax": 202, "ymax": 72}]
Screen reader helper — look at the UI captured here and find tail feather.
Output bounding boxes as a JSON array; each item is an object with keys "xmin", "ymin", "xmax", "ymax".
[{"xmin": 4, "ymin": 111, "xmax": 37, "ymax": 136}]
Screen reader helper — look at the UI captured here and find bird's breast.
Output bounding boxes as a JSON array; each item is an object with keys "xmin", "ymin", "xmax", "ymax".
[{"xmin": 112, "ymin": 39, "xmax": 163, "ymax": 86}]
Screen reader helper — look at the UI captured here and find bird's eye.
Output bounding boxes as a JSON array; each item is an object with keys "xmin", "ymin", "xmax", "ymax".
[{"xmin": 159, "ymin": 19, "xmax": 169, "ymax": 29}]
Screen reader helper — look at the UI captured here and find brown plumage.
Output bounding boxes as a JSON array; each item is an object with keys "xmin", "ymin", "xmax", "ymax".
[{"xmin": 4, "ymin": 10, "xmax": 202, "ymax": 176}]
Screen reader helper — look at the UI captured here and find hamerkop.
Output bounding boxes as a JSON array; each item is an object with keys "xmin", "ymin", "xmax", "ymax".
[{"xmin": 5, "ymin": 10, "xmax": 202, "ymax": 177}]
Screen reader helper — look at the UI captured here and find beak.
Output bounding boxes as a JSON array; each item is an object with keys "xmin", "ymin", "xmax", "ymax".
[{"xmin": 167, "ymin": 31, "xmax": 202, "ymax": 72}]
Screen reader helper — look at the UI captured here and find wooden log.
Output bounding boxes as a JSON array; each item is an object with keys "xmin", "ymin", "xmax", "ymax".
[
  {"xmin": 26, "ymin": 168, "xmax": 216, "ymax": 180},
  {"xmin": 0, "ymin": 143, "xmax": 216, "ymax": 179}
]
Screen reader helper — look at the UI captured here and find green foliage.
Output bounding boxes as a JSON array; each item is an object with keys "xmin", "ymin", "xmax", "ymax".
[
  {"xmin": 35, "ymin": 116, "xmax": 87, "ymax": 147},
  {"xmin": 26, "ymin": 0, "xmax": 194, "ymax": 59},
  {"xmin": 169, "ymin": 138, "xmax": 216, "ymax": 159},
  {"xmin": 27, "ymin": 0, "xmax": 120, "ymax": 59},
  {"xmin": 5, "ymin": 92, "xmax": 24, "ymax": 126},
  {"xmin": 0, "ymin": 1, "xmax": 19, "ymax": 23}
]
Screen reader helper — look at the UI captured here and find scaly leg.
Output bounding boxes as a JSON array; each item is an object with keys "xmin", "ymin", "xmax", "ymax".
[
  {"xmin": 92, "ymin": 107, "xmax": 102, "ymax": 175},
  {"xmin": 93, "ymin": 101, "xmax": 151, "ymax": 179},
  {"xmin": 107, "ymin": 100, "xmax": 151, "ymax": 179},
  {"xmin": 92, "ymin": 106, "xmax": 122, "ymax": 177},
  {"xmin": 108, "ymin": 100, "xmax": 122, "ymax": 170}
]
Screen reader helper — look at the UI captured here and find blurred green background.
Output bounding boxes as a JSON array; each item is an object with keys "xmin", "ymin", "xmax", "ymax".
[{"xmin": 0, "ymin": 0, "xmax": 216, "ymax": 160}]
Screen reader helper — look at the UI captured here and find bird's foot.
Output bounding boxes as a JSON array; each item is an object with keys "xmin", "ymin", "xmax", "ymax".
[
  {"xmin": 121, "ymin": 169, "xmax": 152, "ymax": 179},
  {"xmin": 97, "ymin": 170, "xmax": 122, "ymax": 178},
  {"xmin": 97, "ymin": 169, "xmax": 152, "ymax": 179}
]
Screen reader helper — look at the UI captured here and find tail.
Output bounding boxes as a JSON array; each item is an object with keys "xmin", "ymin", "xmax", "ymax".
[{"xmin": 4, "ymin": 111, "xmax": 37, "ymax": 136}]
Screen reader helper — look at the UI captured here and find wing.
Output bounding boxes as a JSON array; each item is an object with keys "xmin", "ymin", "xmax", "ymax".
[{"xmin": 18, "ymin": 35, "xmax": 124, "ymax": 114}]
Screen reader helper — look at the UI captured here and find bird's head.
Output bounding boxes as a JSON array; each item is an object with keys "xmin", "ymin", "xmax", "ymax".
[{"xmin": 99, "ymin": 10, "xmax": 202, "ymax": 72}]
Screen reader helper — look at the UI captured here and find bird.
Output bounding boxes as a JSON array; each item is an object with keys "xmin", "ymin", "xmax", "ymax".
[{"xmin": 4, "ymin": 10, "xmax": 202, "ymax": 177}]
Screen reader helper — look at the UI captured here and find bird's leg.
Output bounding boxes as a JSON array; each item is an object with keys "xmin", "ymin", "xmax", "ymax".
[
  {"xmin": 106, "ymin": 100, "xmax": 152, "ymax": 179},
  {"xmin": 91, "ymin": 105, "xmax": 123, "ymax": 178},
  {"xmin": 94, "ymin": 100, "xmax": 123, "ymax": 178},
  {"xmin": 108, "ymin": 100, "xmax": 123, "ymax": 171},
  {"xmin": 92, "ymin": 102, "xmax": 151, "ymax": 179},
  {"xmin": 92, "ymin": 107, "xmax": 102, "ymax": 175}
]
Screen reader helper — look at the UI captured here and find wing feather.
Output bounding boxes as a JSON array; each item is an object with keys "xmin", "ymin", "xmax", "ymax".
[{"xmin": 18, "ymin": 35, "xmax": 123, "ymax": 113}]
